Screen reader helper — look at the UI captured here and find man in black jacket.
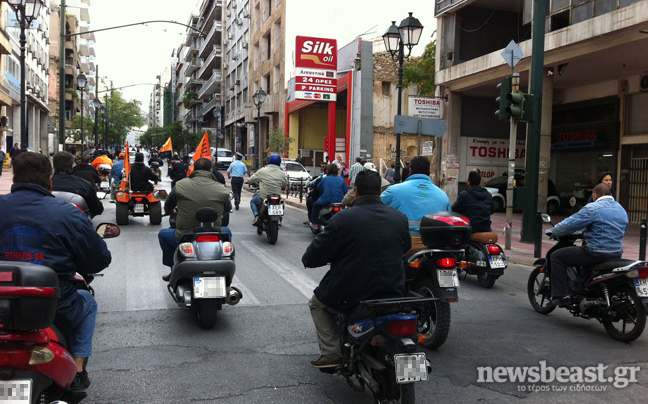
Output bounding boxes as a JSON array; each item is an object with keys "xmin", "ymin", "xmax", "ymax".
[
  {"xmin": 452, "ymin": 171, "xmax": 494, "ymax": 233},
  {"xmin": 72, "ymin": 155, "xmax": 101, "ymax": 189},
  {"xmin": 52, "ymin": 151, "xmax": 104, "ymax": 218},
  {"xmin": 130, "ymin": 152, "xmax": 158, "ymax": 193},
  {"xmin": 170, "ymin": 155, "xmax": 190, "ymax": 188},
  {"xmin": 302, "ymin": 170, "xmax": 411, "ymax": 368}
]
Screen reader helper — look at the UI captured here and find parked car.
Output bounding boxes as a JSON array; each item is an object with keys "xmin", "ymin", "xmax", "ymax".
[
  {"xmin": 281, "ymin": 161, "xmax": 311, "ymax": 185},
  {"xmin": 485, "ymin": 173, "xmax": 560, "ymax": 215},
  {"xmin": 212, "ymin": 148, "xmax": 234, "ymax": 169}
]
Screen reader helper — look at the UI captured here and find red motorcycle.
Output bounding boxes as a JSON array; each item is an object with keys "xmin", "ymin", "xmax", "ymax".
[{"xmin": 0, "ymin": 223, "xmax": 119, "ymax": 404}]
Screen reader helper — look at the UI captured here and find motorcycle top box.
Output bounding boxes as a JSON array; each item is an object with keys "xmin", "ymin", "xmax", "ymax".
[
  {"xmin": 419, "ymin": 212, "xmax": 472, "ymax": 250},
  {"xmin": 0, "ymin": 262, "xmax": 60, "ymax": 330}
]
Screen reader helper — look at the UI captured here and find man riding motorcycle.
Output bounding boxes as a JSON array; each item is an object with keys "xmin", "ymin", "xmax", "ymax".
[
  {"xmin": 130, "ymin": 152, "xmax": 158, "ymax": 193},
  {"xmin": 452, "ymin": 170, "xmax": 494, "ymax": 233},
  {"xmin": 158, "ymin": 158, "xmax": 232, "ymax": 281},
  {"xmin": 309, "ymin": 163, "xmax": 348, "ymax": 230},
  {"xmin": 91, "ymin": 152, "xmax": 113, "ymax": 169},
  {"xmin": 148, "ymin": 152, "xmax": 164, "ymax": 168},
  {"xmin": 170, "ymin": 155, "xmax": 190, "ymax": 188},
  {"xmin": 109, "ymin": 153, "xmax": 125, "ymax": 203},
  {"xmin": 51, "ymin": 151, "xmax": 104, "ymax": 218},
  {"xmin": 168, "ymin": 153, "xmax": 181, "ymax": 177},
  {"xmin": 302, "ymin": 170, "xmax": 411, "ymax": 368},
  {"xmin": 247, "ymin": 153, "xmax": 288, "ymax": 225},
  {"xmin": 0, "ymin": 152, "xmax": 112, "ymax": 392},
  {"xmin": 72, "ymin": 154, "xmax": 101, "ymax": 189}
]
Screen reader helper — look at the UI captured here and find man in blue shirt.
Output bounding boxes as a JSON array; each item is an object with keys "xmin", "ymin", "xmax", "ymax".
[
  {"xmin": 546, "ymin": 183, "xmax": 628, "ymax": 307},
  {"xmin": 227, "ymin": 153, "xmax": 247, "ymax": 210},
  {"xmin": 109, "ymin": 153, "xmax": 124, "ymax": 203},
  {"xmin": 381, "ymin": 156, "xmax": 451, "ymax": 232}
]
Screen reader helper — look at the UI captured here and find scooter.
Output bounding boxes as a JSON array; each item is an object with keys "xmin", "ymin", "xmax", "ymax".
[
  {"xmin": 527, "ymin": 214, "xmax": 648, "ymax": 342},
  {"xmin": 309, "ymin": 203, "xmax": 343, "ymax": 235},
  {"xmin": 404, "ymin": 212, "xmax": 472, "ymax": 349},
  {"xmin": 165, "ymin": 207, "xmax": 242, "ymax": 329},
  {"xmin": 0, "ymin": 223, "xmax": 119, "ymax": 404},
  {"xmin": 96, "ymin": 164, "xmax": 112, "ymax": 199},
  {"xmin": 460, "ymin": 232, "xmax": 507, "ymax": 288},
  {"xmin": 320, "ymin": 297, "xmax": 435, "ymax": 403}
]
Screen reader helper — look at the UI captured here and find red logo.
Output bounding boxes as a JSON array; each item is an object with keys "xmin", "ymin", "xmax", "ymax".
[{"xmin": 296, "ymin": 36, "xmax": 337, "ymax": 69}]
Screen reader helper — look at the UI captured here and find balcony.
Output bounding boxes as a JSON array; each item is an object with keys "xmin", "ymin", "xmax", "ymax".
[
  {"xmin": 198, "ymin": 69, "xmax": 222, "ymax": 100},
  {"xmin": 186, "ymin": 58, "xmax": 201, "ymax": 75},
  {"xmin": 185, "ymin": 42, "xmax": 200, "ymax": 61},
  {"xmin": 200, "ymin": 96, "xmax": 220, "ymax": 116},
  {"xmin": 184, "ymin": 110, "xmax": 199, "ymax": 123},
  {"xmin": 186, "ymin": 78, "xmax": 204, "ymax": 89},
  {"xmin": 198, "ymin": 21, "xmax": 223, "ymax": 59},
  {"xmin": 198, "ymin": 46, "xmax": 222, "ymax": 79}
]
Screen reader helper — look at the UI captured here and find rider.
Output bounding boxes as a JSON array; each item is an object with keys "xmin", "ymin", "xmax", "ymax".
[
  {"xmin": 302, "ymin": 170, "xmax": 411, "ymax": 368},
  {"xmin": 247, "ymin": 153, "xmax": 288, "ymax": 225},
  {"xmin": 452, "ymin": 170, "xmax": 494, "ymax": 233},
  {"xmin": 168, "ymin": 153, "xmax": 181, "ymax": 177},
  {"xmin": 148, "ymin": 152, "xmax": 164, "ymax": 168},
  {"xmin": 72, "ymin": 154, "xmax": 101, "ymax": 189},
  {"xmin": 51, "ymin": 151, "xmax": 104, "ymax": 218},
  {"xmin": 309, "ymin": 164, "xmax": 348, "ymax": 229},
  {"xmin": 109, "ymin": 153, "xmax": 125, "ymax": 203},
  {"xmin": 130, "ymin": 152, "xmax": 158, "ymax": 193},
  {"xmin": 91, "ymin": 151, "xmax": 113, "ymax": 169},
  {"xmin": 546, "ymin": 183, "xmax": 628, "ymax": 307},
  {"xmin": 170, "ymin": 155, "xmax": 190, "ymax": 188},
  {"xmin": 305, "ymin": 163, "xmax": 328, "ymax": 225},
  {"xmin": 340, "ymin": 162, "xmax": 391, "ymax": 207},
  {"xmin": 0, "ymin": 152, "xmax": 112, "ymax": 392},
  {"xmin": 158, "ymin": 158, "xmax": 232, "ymax": 281}
]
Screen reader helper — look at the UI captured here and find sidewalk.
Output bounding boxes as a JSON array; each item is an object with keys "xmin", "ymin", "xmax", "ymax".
[{"xmin": 0, "ymin": 166, "xmax": 12, "ymax": 195}]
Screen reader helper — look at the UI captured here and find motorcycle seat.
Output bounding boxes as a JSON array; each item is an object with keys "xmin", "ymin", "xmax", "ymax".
[
  {"xmin": 588, "ymin": 258, "xmax": 636, "ymax": 272},
  {"xmin": 471, "ymin": 232, "xmax": 498, "ymax": 244}
]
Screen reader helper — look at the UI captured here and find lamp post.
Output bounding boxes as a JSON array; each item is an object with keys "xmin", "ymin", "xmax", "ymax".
[
  {"xmin": 383, "ymin": 12, "xmax": 423, "ymax": 183},
  {"xmin": 252, "ymin": 88, "xmax": 266, "ymax": 170},
  {"xmin": 100, "ymin": 105, "xmax": 106, "ymax": 149},
  {"xmin": 7, "ymin": 0, "xmax": 44, "ymax": 152},
  {"xmin": 94, "ymin": 98, "xmax": 101, "ymax": 149},
  {"xmin": 77, "ymin": 73, "xmax": 87, "ymax": 153}
]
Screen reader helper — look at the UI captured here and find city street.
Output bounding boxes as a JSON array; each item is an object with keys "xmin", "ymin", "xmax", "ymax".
[{"xmin": 77, "ymin": 165, "xmax": 648, "ymax": 404}]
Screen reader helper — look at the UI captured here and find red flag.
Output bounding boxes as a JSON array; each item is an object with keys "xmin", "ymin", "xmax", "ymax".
[{"xmin": 187, "ymin": 132, "xmax": 212, "ymax": 176}]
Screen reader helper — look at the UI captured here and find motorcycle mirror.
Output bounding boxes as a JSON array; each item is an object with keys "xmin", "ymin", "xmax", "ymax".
[
  {"xmin": 541, "ymin": 214, "xmax": 551, "ymax": 223},
  {"xmin": 96, "ymin": 223, "xmax": 121, "ymax": 239},
  {"xmin": 154, "ymin": 189, "xmax": 168, "ymax": 200}
]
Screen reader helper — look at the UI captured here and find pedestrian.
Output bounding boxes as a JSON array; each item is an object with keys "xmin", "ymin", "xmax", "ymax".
[
  {"xmin": 227, "ymin": 153, "xmax": 247, "ymax": 210},
  {"xmin": 296, "ymin": 153, "xmax": 305, "ymax": 166},
  {"xmin": 9, "ymin": 143, "xmax": 20, "ymax": 167},
  {"xmin": 0, "ymin": 146, "xmax": 6, "ymax": 176},
  {"xmin": 385, "ymin": 163, "xmax": 395, "ymax": 184},
  {"xmin": 401, "ymin": 161, "xmax": 410, "ymax": 181},
  {"xmin": 70, "ymin": 145, "xmax": 77, "ymax": 156},
  {"xmin": 348, "ymin": 157, "xmax": 363, "ymax": 188}
]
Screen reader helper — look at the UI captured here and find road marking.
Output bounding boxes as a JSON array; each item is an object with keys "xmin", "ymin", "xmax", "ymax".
[
  {"xmin": 239, "ymin": 240, "xmax": 318, "ymax": 299},
  {"xmin": 232, "ymin": 278, "xmax": 261, "ymax": 305}
]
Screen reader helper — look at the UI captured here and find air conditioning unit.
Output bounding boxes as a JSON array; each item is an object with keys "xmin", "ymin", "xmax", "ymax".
[
  {"xmin": 237, "ymin": 18, "xmax": 243, "ymax": 25},
  {"xmin": 227, "ymin": 11, "xmax": 231, "ymax": 17},
  {"xmin": 244, "ymin": 10, "xmax": 250, "ymax": 18},
  {"xmin": 242, "ymin": 41, "xmax": 248, "ymax": 49},
  {"xmin": 640, "ymin": 75, "xmax": 648, "ymax": 92},
  {"xmin": 228, "ymin": 33, "xmax": 233, "ymax": 40},
  {"xmin": 235, "ymin": 80, "xmax": 240, "ymax": 86}
]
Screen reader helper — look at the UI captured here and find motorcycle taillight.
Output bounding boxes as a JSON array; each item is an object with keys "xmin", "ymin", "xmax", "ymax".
[
  {"xmin": 222, "ymin": 242, "xmax": 234, "ymax": 255},
  {"xmin": 384, "ymin": 319, "xmax": 417, "ymax": 336},
  {"xmin": 197, "ymin": 235, "xmax": 220, "ymax": 242},
  {"xmin": 638, "ymin": 267, "xmax": 648, "ymax": 280},
  {"xmin": 269, "ymin": 196, "xmax": 280, "ymax": 202},
  {"xmin": 435, "ymin": 258, "xmax": 457, "ymax": 268},
  {"xmin": 332, "ymin": 206, "xmax": 341, "ymax": 212},
  {"xmin": 135, "ymin": 198, "xmax": 144, "ymax": 203},
  {"xmin": 487, "ymin": 245, "xmax": 501, "ymax": 255},
  {"xmin": 0, "ymin": 271, "xmax": 13, "ymax": 282},
  {"xmin": 0, "ymin": 349, "xmax": 33, "ymax": 366}
]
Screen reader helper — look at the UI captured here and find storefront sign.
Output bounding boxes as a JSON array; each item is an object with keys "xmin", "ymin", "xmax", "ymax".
[
  {"xmin": 294, "ymin": 36, "xmax": 337, "ymax": 102},
  {"xmin": 466, "ymin": 137, "xmax": 526, "ymax": 166},
  {"xmin": 409, "ymin": 96, "xmax": 443, "ymax": 120}
]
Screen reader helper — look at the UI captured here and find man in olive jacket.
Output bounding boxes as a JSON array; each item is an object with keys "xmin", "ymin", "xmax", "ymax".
[
  {"xmin": 158, "ymin": 158, "xmax": 231, "ymax": 280},
  {"xmin": 302, "ymin": 170, "xmax": 411, "ymax": 368}
]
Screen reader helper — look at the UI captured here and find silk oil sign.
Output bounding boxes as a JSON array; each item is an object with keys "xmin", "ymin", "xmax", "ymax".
[{"xmin": 294, "ymin": 36, "xmax": 337, "ymax": 102}]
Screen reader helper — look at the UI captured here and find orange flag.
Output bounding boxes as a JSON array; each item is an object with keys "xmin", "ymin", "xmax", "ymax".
[
  {"xmin": 120, "ymin": 141, "xmax": 131, "ymax": 191},
  {"xmin": 159, "ymin": 137, "xmax": 173, "ymax": 153},
  {"xmin": 187, "ymin": 132, "xmax": 212, "ymax": 176}
]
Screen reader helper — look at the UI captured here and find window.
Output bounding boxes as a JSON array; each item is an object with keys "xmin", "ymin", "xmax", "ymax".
[
  {"xmin": 273, "ymin": 20, "xmax": 281, "ymax": 54},
  {"xmin": 262, "ymin": 33, "xmax": 271, "ymax": 61},
  {"xmin": 273, "ymin": 64, "xmax": 280, "ymax": 91},
  {"xmin": 254, "ymin": 42, "xmax": 259, "ymax": 70},
  {"xmin": 382, "ymin": 81, "xmax": 391, "ymax": 97},
  {"xmin": 264, "ymin": 74, "xmax": 271, "ymax": 92},
  {"xmin": 627, "ymin": 93, "xmax": 648, "ymax": 136}
]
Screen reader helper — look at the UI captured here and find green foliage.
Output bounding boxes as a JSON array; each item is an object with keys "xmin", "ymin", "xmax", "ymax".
[
  {"xmin": 99, "ymin": 91, "xmax": 143, "ymax": 145},
  {"xmin": 266, "ymin": 128, "xmax": 294, "ymax": 156},
  {"xmin": 70, "ymin": 114, "xmax": 97, "ymax": 144},
  {"xmin": 65, "ymin": 88, "xmax": 78, "ymax": 99},
  {"xmin": 140, "ymin": 122, "xmax": 204, "ymax": 154},
  {"xmin": 182, "ymin": 90, "xmax": 198, "ymax": 105},
  {"xmin": 403, "ymin": 40, "xmax": 436, "ymax": 96}
]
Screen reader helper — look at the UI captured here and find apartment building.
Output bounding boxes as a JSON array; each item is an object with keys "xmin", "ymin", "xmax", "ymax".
[
  {"xmin": 0, "ymin": 4, "xmax": 13, "ymax": 150},
  {"xmin": 434, "ymin": 0, "xmax": 648, "ymax": 221}
]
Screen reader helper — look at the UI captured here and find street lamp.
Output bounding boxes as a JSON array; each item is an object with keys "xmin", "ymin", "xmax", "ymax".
[
  {"xmin": 77, "ymin": 73, "xmax": 87, "ymax": 153},
  {"xmin": 6, "ymin": 0, "xmax": 44, "ymax": 152},
  {"xmin": 100, "ymin": 105, "xmax": 107, "ymax": 148},
  {"xmin": 94, "ymin": 98, "xmax": 102, "ymax": 149},
  {"xmin": 252, "ymin": 88, "xmax": 266, "ymax": 170},
  {"xmin": 383, "ymin": 12, "xmax": 423, "ymax": 183}
]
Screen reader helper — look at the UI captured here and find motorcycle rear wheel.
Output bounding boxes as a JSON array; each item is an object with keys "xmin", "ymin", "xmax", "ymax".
[
  {"xmin": 372, "ymin": 381, "xmax": 415, "ymax": 404},
  {"xmin": 477, "ymin": 268, "xmax": 497, "ymax": 289},
  {"xmin": 527, "ymin": 266, "xmax": 556, "ymax": 314},
  {"xmin": 602, "ymin": 285, "xmax": 646, "ymax": 342},
  {"xmin": 116, "ymin": 202, "xmax": 129, "ymax": 225},
  {"xmin": 267, "ymin": 220, "xmax": 279, "ymax": 244},
  {"xmin": 196, "ymin": 299, "xmax": 219, "ymax": 329},
  {"xmin": 414, "ymin": 277, "xmax": 451, "ymax": 349}
]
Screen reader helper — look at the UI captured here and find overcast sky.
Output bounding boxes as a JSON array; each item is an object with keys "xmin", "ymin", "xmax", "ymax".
[{"xmin": 91, "ymin": 0, "xmax": 436, "ymax": 126}]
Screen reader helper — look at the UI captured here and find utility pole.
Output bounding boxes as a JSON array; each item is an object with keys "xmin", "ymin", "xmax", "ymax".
[{"xmin": 58, "ymin": 0, "xmax": 66, "ymax": 149}]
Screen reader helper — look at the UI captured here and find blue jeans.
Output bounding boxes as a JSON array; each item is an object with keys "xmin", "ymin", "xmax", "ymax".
[
  {"xmin": 250, "ymin": 194, "xmax": 263, "ymax": 216},
  {"xmin": 158, "ymin": 227, "xmax": 233, "ymax": 268},
  {"xmin": 55, "ymin": 289, "xmax": 98, "ymax": 358}
]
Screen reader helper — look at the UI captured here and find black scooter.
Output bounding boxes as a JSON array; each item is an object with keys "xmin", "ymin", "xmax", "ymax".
[{"xmin": 460, "ymin": 232, "xmax": 507, "ymax": 288}]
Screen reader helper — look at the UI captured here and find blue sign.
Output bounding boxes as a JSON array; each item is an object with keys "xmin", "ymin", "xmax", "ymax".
[{"xmin": 7, "ymin": 13, "xmax": 38, "ymax": 29}]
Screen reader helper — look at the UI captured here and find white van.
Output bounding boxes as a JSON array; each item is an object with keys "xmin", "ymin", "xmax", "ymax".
[{"xmin": 213, "ymin": 148, "xmax": 234, "ymax": 169}]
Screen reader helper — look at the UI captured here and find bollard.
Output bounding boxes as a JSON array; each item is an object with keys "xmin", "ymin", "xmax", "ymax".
[
  {"xmin": 640, "ymin": 219, "xmax": 647, "ymax": 261},
  {"xmin": 534, "ymin": 211, "xmax": 543, "ymax": 259}
]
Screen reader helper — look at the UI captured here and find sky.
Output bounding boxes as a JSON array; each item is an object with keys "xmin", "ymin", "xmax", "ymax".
[{"xmin": 90, "ymin": 0, "xmax": 437, "ymax": 126}]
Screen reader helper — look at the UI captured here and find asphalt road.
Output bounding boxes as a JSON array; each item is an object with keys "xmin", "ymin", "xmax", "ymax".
[{"xmin": 81, "ymin": 164, "xmax": 648, "ymax": 404}]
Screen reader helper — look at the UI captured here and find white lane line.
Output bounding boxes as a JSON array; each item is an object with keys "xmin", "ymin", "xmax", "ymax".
[
  {"xmin": 240, "ymin": 240, "xmax": 318, "ymax": 299},
  {"xmin": 232, "ymin": 278, "xmax": 261, "ymax": 305}
]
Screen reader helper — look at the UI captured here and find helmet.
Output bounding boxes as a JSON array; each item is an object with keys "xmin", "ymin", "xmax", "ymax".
[
  {"xmin": 118, "ymin": 152, "xmax": 125, "ymax": 159},
  {"xmin": 268, "ymin": 154, "xmax": 281, "ymax": 166}
]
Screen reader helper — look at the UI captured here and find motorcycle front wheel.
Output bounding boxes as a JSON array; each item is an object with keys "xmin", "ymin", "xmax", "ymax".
[
  {"xmin": 414, "ymin": 277, "xmax": 451, "ymax": 349},
  {"xmin": 602, "ymin": 285, "xmax": 646, "ymax": 342},
  {"xmin": 527, "ymin": 266, "xmax": 556, "ymax": 314},
  {"xmin": 196, "ymin": 299, "xmax": 219, "ymax": 329}
]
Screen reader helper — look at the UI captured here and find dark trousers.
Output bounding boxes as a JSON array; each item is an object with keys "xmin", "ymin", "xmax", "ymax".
[
  {"xmin": 310, "ymin": 203, "xmax": 324, "ymax": 224},
  {"xmin": 231, "ymin": 176, "xmax": 244, "ymax": 206},
  {"xmin": 550, "ymin": 246, "xmax": 622, "ymax": 298},
  {"xmin": 306, "ymin": 197, "xmax": 315, "ymax": 222}
]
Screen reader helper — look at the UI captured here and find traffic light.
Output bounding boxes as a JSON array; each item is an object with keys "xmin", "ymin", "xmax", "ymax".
[
  {"xmin": 495, "ymin": 76, "xmax": 512, "ymax": 121},
  {"xmin": 520, "ymin": 93, "xmax": 535, "ymax": 123},
  {"xmin": 506, "ymin": 91, "xmax": 525, "ymax": 120}
]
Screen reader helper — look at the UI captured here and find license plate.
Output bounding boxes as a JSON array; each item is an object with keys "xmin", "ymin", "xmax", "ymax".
[
  {"xmin": 268, "ymin": 205, "xmax": 283, "ymax": 215},
  {"xmin": 394, "ymin": 353, "xmax": 428, "ymax": 384},
  {"xmin": 636, "ymin": 279, "xmax": 648, "ymax": 297},
  {"xmin": 0, "ymin": 379, "xmax": 31, "ymax": 404},
  {"xmin": 437, "ymin": 269, "xmax": 460, "ymax": 288},
  {"xmin": 101, "ymin": 181, "xmax": 109, "ymax": 188},
  {"xmin": 489, "ymin": 255, "xmax": 506, "ymax": 269},
  {"xmin": 193, "ymin": 277, "xmax": 226, "ymax": 298},
  {"xmin": 134, "ymin": 204, "xmax": 144, "ymax": 213}
]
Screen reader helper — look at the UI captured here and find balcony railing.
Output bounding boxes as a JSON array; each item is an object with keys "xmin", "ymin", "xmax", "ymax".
[
  {"xmin": 198, "ymin": 69, "xmax": 222, "ymax": 99},
  {"xmin": 200, "ymin": 96, "xmax": 220, "ymax": 116},
  {"xmin": 198, "ymin": 46, "xmax": 222, "ymax": 78},
  {"xmin": 198, "ymin": 21, "xmax": 223, "ymax": 58}
]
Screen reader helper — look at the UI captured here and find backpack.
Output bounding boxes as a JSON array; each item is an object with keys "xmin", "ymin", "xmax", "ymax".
[{"xmin": 174, "ymin": 162, "xmax": 189, "ymax": 181}]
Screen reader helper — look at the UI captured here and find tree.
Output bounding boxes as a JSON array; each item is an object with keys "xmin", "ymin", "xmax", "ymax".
[
  {"xmin": 70, "ymin": 114, "xmax": 97, "ymax": 146},
  {"xmin": 266, "ymin": 128, "xmax": 294, "ymax": 156},
  {"xmin": 97, "ymin": 91, "xmax": 143, "ymax": 146},
  {"xmin": 403, "ymin": 40, "xmax": 436, "ymax": 96}
]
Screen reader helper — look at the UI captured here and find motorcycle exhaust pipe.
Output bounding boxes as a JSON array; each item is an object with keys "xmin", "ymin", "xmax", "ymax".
[
  {"xmin": 226, "ymin": 286, "xmax": 243, "ymax": 305},
  {"xmin": 426, "ymin": 359, "xmax": 432, "ymax": 375},
  {"xmin": 579, "ymin": 298, "xmax": 604, "ymax": 312}
]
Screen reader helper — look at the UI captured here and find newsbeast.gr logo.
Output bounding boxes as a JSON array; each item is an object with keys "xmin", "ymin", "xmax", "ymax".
[{"xmin": 477, "ymin": 361, "xmax": 640, "ymax": 392}]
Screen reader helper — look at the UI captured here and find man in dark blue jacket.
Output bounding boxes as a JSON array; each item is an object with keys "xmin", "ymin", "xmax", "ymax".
[
  {"xmin": 302, "ymin": 170, "xmax": 411, "ymax": 368},
  {"xmin": 0, "ymin": 152, "xmax": 112, "ymax": 392},
  {"xmin": 452, "ymin": 171, "xmax": 495, "ymax": 233},
  {"xmin": 52, "ymin": 151, "xmax": 104, "ymax": 218}
]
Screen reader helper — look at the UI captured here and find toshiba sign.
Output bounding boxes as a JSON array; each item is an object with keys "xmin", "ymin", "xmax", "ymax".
[{"xmin": 296, "ymin": 36, "xmax": 337, "ymax": 69}]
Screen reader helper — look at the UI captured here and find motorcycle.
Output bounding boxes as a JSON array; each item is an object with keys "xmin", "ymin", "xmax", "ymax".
[
  {"xmin": 310, "ymin": 203, "xmax": 343, "ymax": 234},
  {"xmin": 52, "ymin": 191, "xmax": 91, "ymax": 218},
  {"xmin": 165, "ymin": 207, "xmax": 242, "ymax": 329},
  {"xmin": 404, "ymin": 212, "xmax": 471, "ymax": 349},
  {"xmin": 320, "ymin": 296, "xmax": 435, "ymax": 403},
  {"xmin": 527, "ymin": 214, "xmax": 648, "ymax": 342},
  {"xmin": 150, "ymin": 161, "xmax": 162, "ymax": 182},
  {"xmin": 96, "ymin": 164, "xmax": 112, "ymax": 199},
  {"xmin": 0, "ymin": 223, "xmax": 119, "ymax": 404},
  {"xmin": 460, "ymin": 232, "xmax": 507, "ymax": 288},
  {"xmin": 115, "ymin": 185, "xmax": 167, "ymax": 226}
]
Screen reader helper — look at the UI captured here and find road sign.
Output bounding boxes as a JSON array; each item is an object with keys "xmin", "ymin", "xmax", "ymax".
[
  {"xmin": 394, "ymin": 115, "xmax": 447, "ymax": 137},
  {"xmin": 409, "ymin": 96, "xmax": 443, "ymax": 119},
  {"xmin": 501, "ymin": 40, "xmax": 524, "ymax": 68}
]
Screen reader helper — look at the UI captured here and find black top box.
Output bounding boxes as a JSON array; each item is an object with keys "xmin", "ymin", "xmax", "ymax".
[{"xmin": 419, "ymin": 211, "xmax": 472, "ymax": 249}]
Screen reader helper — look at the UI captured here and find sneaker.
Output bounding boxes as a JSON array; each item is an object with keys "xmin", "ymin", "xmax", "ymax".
[
  {"xmin": 310, "ymin": 353, "xmax": 343, "ymax": 368},
  {"xmin": 547, "ymin": 296, "xmax": 571, "ymax": 308},
  {"xmin": 310, "ymin": 223, "xmax": 319, "ymax": 230},
  {"xmin": 252, "ymin": 216, "xmax": 259, "ymax": 226},
  {"xmin": 162, "ymin": 273, "xmax": 171, "ymax": 282},
  {"xmin": 70, "ymin": 370, "xmax": 91, "ymax": 393},
  {"xmin": 235, "ymin": 204, "xmax": 240, "ymax": 210}
]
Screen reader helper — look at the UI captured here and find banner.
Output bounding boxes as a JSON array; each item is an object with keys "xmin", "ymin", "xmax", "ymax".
[
  {"xmin": 187, "ymin": 132, "xmax": 212, "ymax": 176},
  {"xmin": 159, "ymin": 137, "xmax": 172, "ymax": 153},
  {"xmin": 121, "ymin": 141, "xmax": 130, "ymax": 190}
]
